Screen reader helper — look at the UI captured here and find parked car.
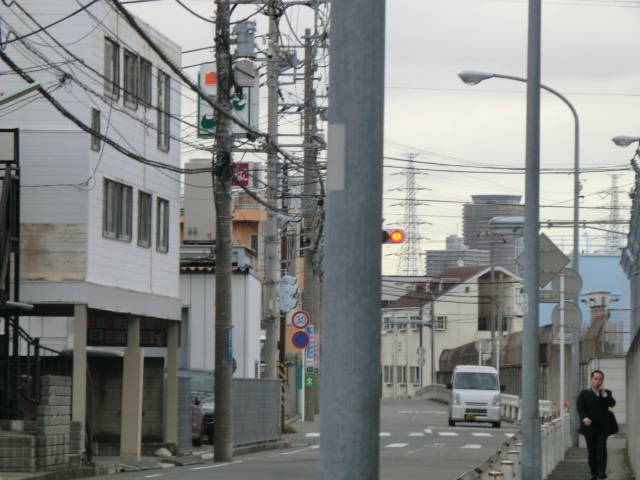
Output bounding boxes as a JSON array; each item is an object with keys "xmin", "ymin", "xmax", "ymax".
[
  {"xmin": 200, "ymin": 396, "xmax": 215, "ymax": 445},
  {"xmin": 191, "ymin": 400, "xmax": 205, "ymax": 446}
]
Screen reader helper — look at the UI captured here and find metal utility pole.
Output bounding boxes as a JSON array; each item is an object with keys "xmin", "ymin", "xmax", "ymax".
[
  {"xmin": 319, "ymin": 0, "xmax": 385, "ymax": 478},
  {"xmin": 213, "ymin": 0, "xmax": 234, "ymax": 462},
  {"xmin": 263, "ymin": 0, "xmax": 281, "ymax": 380},
  {"xmin": 302, "ymin": 28, "xmax": 320, "ymax": 421},
  {"xmin": 521, "ymin": 0, "xmax": 542, "ymax": 478}
]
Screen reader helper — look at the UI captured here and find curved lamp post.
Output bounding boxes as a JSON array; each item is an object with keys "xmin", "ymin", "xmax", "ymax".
[
  {"xmin": 458, "ymin": 70, "xmax": 581, "ymax": 273},
  {"xmin": 459, "ymin": 70, "xmax": 582, "ymax": 450}
]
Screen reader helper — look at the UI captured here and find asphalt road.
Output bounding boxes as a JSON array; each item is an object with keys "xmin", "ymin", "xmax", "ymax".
[{"xmin": 100, "ymin": 399, "xmax": 518, "ymax": 480}]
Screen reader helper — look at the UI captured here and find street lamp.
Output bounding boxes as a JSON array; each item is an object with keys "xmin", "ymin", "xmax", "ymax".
[
  {"xmin": 459, "ymin": 70, "xmax": 582, "ymax": 450},
  {"xmin": 458, "ymin": 70, "xmax": 581, "ymax": 273},
  {"xmin": 612, "ymin": 135, "xmax": 640, "ymax": 148}
]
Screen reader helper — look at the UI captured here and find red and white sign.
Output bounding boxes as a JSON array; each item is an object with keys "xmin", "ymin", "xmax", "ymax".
[
  {"xmin": 232, "ymin": 162, "xmax": 250, "ymax": 187},
  {"xmin": 291, "ymin": 310, "xmax": 311, "ymax": 329}
]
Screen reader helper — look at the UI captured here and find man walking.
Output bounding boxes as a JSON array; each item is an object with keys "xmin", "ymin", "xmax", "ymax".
[{"xmin": 577, "ymin": 370, "xmax": 617, "ymax": 480}]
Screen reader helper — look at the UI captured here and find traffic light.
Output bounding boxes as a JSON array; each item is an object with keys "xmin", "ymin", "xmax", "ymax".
[
  {"xmin": 277, "ymin": 275, "xmax": 299, "ymax": 313},
  {"xmin": 382, "ymin": 228, "xmax": 405, "ymax": 244}
]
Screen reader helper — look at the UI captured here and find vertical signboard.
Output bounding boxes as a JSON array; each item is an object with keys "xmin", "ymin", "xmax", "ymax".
[{"xmin": 197, "ymin": 63, "xmax": 259, "ymax": 138}]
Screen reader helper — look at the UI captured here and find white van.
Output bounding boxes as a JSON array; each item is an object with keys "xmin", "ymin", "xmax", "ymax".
[{"xmin": 446, "ymin": 365, "xmax": 504, "ymax": 428}]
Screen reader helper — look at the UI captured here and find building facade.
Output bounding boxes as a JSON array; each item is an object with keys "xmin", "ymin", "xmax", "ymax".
[
  {"xmin": 1, "ymin": 1, "xmax": 183, "ymax": 462},
  {"xmin": 381, "ymin": 265, "xmax": 523, "ymax": 399}
]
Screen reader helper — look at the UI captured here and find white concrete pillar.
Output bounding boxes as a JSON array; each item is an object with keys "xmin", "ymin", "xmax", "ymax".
[
  {"xmin": 120, "ymin": 317, "xmax": 144, "ymax": 463},
  {"xmin": 164, "ymin": 321, "xmax": 179, "ymax": 443},
  {"xmin": 72, "ymin": 304, "xmax": 88, "ymax": 452}
]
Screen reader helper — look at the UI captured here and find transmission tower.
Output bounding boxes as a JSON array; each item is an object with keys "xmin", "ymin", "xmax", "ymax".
[
  {"xmin": 607, "ymin": 174, "xmax": 625, "ymax": 253},
  {"xmin": 393, "ymin": 153, "xmax": 427, "ymax": 275}
]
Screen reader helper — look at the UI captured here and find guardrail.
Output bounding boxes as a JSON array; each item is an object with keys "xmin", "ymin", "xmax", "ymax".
[
  {"xmin": 416, "ymin": 384, "xmax": 568, "ymax": 479},
  {"xmin": 456, "ymin": 414, "xmax": 571, "ymax": 480}
]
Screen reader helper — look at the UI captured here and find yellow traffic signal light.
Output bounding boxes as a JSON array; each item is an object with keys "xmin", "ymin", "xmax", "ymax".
[{"xmin": 382, "ymin": 229, "xmax": 405, "ymax": 244}]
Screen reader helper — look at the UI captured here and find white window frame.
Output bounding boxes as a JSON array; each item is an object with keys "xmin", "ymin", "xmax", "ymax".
[
  {"xmin": 139, "ymin": 58, "xmax": 152, "ymax": 105},
  {"xmin": 104, "ymin": 38, "xmax": 120, "ymax": 100},
  {"xmin": 435, "ymin": 315, "xmax": 447, "ymax": 331},
  {"xmin": 156, "ymin": 197, "xmax": 169, "ymax": 252},
  {"xmin": 157, "ymin": 70, "xmax": 170, "ymax": 151},
  {"xmin": 409, "ymin": 366, "xmax": 420, "ymax": 384},
  {"xmin": 103, "ymin": 179, "xmax": 132, "ymax": 241},
  {"xmin": 396, "ymin": 366, "xmax": 407, "ymax": 384},
  {"xmin": 383, "ymin": 365, "xmax": 394, "ymax": 383},
  {"xmin": 123, "ymin": 50, "xmax": 138, "ymax": 108},
  {"xmin": 90, "ymin": 108, "xmax": 100, "ymax": 151},
  {"xmin": 138, "ymin": 191, "xmax": 152, "ymax": 247}
]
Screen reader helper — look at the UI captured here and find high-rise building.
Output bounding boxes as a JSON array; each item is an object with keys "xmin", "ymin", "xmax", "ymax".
[
  {"xmin": 425, "ymin": 235, "xmax": 489, "ymax": 276},
  {"xmin": 463, "ymin": 195, "xmax": 524, "ymax": 273}
]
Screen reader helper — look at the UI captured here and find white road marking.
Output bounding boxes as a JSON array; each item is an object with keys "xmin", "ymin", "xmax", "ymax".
[
  {"xmin": 386, "ymin": 443, "xmax": 409, "ymax": 448},
  {"xmin": 192, "ymin": 461, "xmax": 244, "ymax": 470},
  {"xmin": 472, "ymin": 432, "xmax": 492, "ymax": 437},
  {"xmin": 438, "ymin": 431, "xmax": 459, "ymax": 436},
  {"xmin": 409, "ymin": 432, "xmax": 425, "ymax": 436},
  {"xmin": 461, "ymin": 444, "xmax": 483, "ymax": 449},
  {"xmin": 380, "ymin": 432, "xmax": 391, "ymax": 436},
  {"xmin": 305, "ymin": 432, "xmax": 320, "ymax": 437}
]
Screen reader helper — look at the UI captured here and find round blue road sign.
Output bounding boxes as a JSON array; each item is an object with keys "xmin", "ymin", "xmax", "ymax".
[{"xmin": 291, "ymin": 330, "xmax": 310, "ymax": 349}]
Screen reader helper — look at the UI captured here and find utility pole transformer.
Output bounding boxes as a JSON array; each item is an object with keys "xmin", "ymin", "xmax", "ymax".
[{"xmin": 213, "ymin": 0, "xmax": 234, "ymax": 462}]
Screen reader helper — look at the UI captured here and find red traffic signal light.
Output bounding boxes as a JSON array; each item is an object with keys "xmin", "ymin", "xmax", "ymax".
[{"xmin": 382, "ymin": 229, "xmax": 405, "ymax": 244}]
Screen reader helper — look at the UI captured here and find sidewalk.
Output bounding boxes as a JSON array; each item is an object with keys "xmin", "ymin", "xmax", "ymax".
[
  {"xmin": 0, "ymin": 439, "xmax": 292, "ymax": 480},
  {"xmin": 547, "ymin": 434, "xmax": 635, "ymax": 480}
]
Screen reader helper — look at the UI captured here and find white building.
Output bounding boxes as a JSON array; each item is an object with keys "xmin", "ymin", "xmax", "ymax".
[
  {"xmin": 381, "ymin": 265, "xmax": 523, "ymax": 399},
  {"xmin": 0, "ymin": 1, "xmax": 182, "ymax": 462}
]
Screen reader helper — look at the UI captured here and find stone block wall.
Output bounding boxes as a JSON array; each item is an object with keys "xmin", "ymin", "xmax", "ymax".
[
  {"xmin": 36, "ymin": 375, "xmax": 71, "ymax": 471},
  {"xmin": 0, "ymin": 430, "xmax": 37, "ymax": 471}
]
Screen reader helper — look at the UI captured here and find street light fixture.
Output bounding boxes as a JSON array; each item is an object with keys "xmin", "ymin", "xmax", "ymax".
[
  {"xmin": 612, "ymin": 135, "xmax": 640, "ymax": 148},
  {"xmin": 458, "ymin": 70, "xmax": 580, "ymax": 273}
]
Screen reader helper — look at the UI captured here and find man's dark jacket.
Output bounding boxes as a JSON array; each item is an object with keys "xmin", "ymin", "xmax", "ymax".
[{"xmin": 576, "ymin": 388, "xmax": 617, "ymax": 435}]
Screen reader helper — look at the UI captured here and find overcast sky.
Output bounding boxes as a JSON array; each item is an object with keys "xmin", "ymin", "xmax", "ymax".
[{"xmin": 126, "ymin": 0, "xmax": 640, "ymax": 275}]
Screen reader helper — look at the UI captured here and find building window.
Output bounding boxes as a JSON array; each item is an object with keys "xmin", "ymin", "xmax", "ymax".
[
  {"xmin": 139, "ymin": 58, "xmax": 152, "ymax": 105},
  {"xmin": 104, "ymin": 38, "xmax": 120, "ymax": 100},
  {"xmin": 123, "ymin": 50, "xmax": 138, "ymax": 108},
  {"xmin": 478, "ymin": 317, "xmax": 490, "ymax": 331},
  {"xmin": 103, "ymin": 179, "xmax": 132, "ymax": 240},
  {"xmin": 396, "ymin": 366, "xmax": 407, "ymax": 384},
  {"xmin": 383, "ymin": 365, "xmax": 394, "ymax": 383},
  {"xmin": 138, "ymin": 191, "xmax": 152, "ymax": 247},
  {"xmin": 90, "ymin": 108, "xmax": 100, "ymax": 151},
  {"xmin": 409, "ymin": 366, "xmax": 420, "ymax": 384},
  {"xmin": 156, "ymin": 197, "xmax": 169, "ymax": 252},
  {"xmin": 250, "ymin": 233, "xmax": 259, "ymax": 259},
  {"xmin": 435, "ymin": 316, "xmax": 447, "ymax": 330},
  {"xmin": 157, "ymin": 71, "xmax": 170, "ymax": 151},
  {"xmin": 383, "ymin": 317, "xmax": 392, "ymax": 330}
]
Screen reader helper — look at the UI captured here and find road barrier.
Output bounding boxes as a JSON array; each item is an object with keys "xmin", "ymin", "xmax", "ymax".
[{"xmin": 456, "ymin": 414, "xmax": 571, "ymax": 480}]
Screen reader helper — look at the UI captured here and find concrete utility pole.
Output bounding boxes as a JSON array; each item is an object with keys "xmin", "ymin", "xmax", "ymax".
[
  {"xmin": 302, "ymin": 28, "xmax": 320, "ymax": 421},
  {"xmin": 319, "ymin": 0, "xmax": 385, "ymax": 478},
  {"xmin": 213, "ymin": 0, "xmax": 234, "ymax": 462},
  {"xmin": 521, "ymin": 0, "xmax": 542, "ymax": 478},
  {"xmin": 263, "ymin": 0, "xmax": 281, "ymax": 380}
]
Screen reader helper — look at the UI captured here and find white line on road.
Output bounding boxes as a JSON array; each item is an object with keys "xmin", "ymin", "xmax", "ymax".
[
  {"xmin": 461, "ymin": 444, "xmax": 483, "ymax": 449},
  {"xmin": 385, "ymin": 443, "xmax": 409, "ymax": 448},
  {"xmin": 438, "ymin": 432, "xmax": 459, "ymax": 436}
]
